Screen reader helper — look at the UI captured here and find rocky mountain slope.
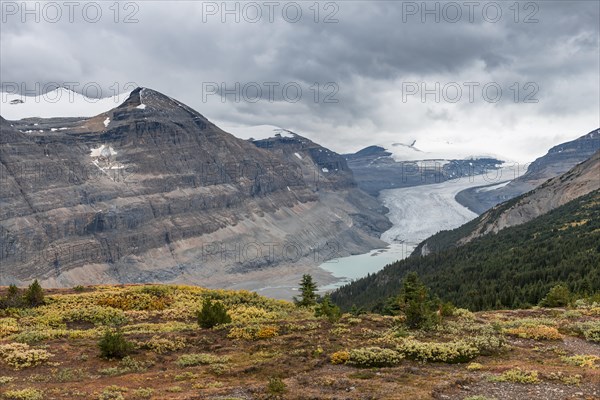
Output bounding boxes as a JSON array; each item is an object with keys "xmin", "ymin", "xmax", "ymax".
[
  {"xmin": 0, "ymin": 88, "xmax": 389, "ymax": 293},
  {"xmin": 245, "ymin": 129, "xmax": 392, "ymax": 237},
  {"xmin": 457, "ymin": 128, "xmax": 600, "ymax": 213}
]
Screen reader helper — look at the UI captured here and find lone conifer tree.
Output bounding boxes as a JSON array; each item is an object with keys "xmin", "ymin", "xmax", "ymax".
[
  {"xmin": 294, "ymin": 274, "xmax": 318, "ymax": 307},
  {"xmin": 24, "ymin": 280, "xmax": 44, "ymax": 307}
]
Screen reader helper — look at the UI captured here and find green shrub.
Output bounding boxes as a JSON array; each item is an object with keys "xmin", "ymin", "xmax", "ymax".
[
  {"xmin": 561, "ymin": 354, "xmax": 600, "ymax": 369},
  {"xmin": 348, "ymin": 347, "xmax": 404, "ymax": 368},
  {"xmin": 97, "ymin": 386, "xmax": 126, "ymax": 400},
  {"xmin": 197, "ymin": 298, "xmax": 231, "ymax": 329},
  {"xmin": 315, "ymin": 295, "xmax": 341, "ymax": 322},
  {"xmin": 3, "ymin": 388, "xmax": 44, "ymax": 400},
  {"xmin": 174, "ymin": 371, "xmax": 198, "ymax": 381},
  {"xmin": 267, "ymin": 377, "xmax": 286, "ymax": 394},
  {"xmin": 98, "ymin": 329, "xmax": 133, "ymax": 359},
  {"xmin": 209, "ymin": 363, "xmax": 231, "ymax": 375},
  {"xmin": 131, "ymin": 388, "xmax": 154, "ymax": 399},
  {"xmin": 467, "ymin": 333, "xmax": 506, "ymax": 356},
  {"xmin": 548, "ymin": 372, "xmax": 582, "ymax": 385},
  {"xmin": 175, "ymin": 353, "xmax": 230, "ymax": 367},
  {"xmin": 100, "ymin": 356, "xmax": 150, "ymax": 376},
  {"xmin": 581, "ymin": 323, "xmax": 600, "ymax": 343},
  {"xmin": 539, "ymin": 284, "xmax": 571, "ymax": 307},
  {"xmin": 489, "ymin": 368, "xmax": 540, "ymax": 384},
  {"xmin": 397, "ymin": 339, "xmax": 479, "ymax": 363},
  {"xmin": 0, "ymin": 342, "xmax": 53, "ymax": 369}
]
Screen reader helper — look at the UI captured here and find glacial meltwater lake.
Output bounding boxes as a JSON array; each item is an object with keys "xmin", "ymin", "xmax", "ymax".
[{"xmin": 318, "ymin": 243, "xmax": 414, "ymax": 291}]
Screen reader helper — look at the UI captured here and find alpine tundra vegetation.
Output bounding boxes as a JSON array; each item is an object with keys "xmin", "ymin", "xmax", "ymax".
[{"xmin": 0, "ymin": 282, "xmax": 599, "ymax": 399}]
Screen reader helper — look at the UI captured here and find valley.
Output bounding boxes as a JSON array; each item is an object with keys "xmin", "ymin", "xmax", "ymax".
[{"xmin": 2, "ymin": 2, "xmax": 599, "ymax": 399}]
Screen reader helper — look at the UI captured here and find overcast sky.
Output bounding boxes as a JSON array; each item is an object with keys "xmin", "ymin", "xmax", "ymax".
[{"xmin": 1, "ymin": 1, "xmax": 598, "ymax": 161}]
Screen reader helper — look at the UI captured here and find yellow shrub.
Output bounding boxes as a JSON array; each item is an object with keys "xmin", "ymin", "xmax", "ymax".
[
  {"xmin": 330, "ymin": 351, "xmax": 350, "ymax": 365},
  {"xmin": 228, "ymin": 326, "xmax": 258, "ymax": 340},
  {"xmin": 0, "ymin": 318, "xmax": 20, "ymax": 337},
  {"xmin": 142, "ymin": 335, "xmax": 186, "ymax": 354},
  {"xmin": 228, "ymin": 325, "xmax": 278, "ymax": 340},
  {"xmin": 229, "ymin": 305, "xmax": 278, "ymax": 323},
  {"xmin": 505, "ymin": 324, "xmax": 563, "ymax": 340},
  {"xmin": 489, "ymin": 368, "xmax": 540, "ymax": 384},
  {"xmin": 348, "ymin": 347, "xmax": 404, "ymax": 368},
  {"xmin": 256, "ymin": 326, "xmax": 279, "ymax": 339},
  {"xmin": 330, "ymin": 326, "xmax": 351, "ymax": 336},
  {"xmin": 467, "ymin": 362, "xmax": 484, "ymax": 371}
]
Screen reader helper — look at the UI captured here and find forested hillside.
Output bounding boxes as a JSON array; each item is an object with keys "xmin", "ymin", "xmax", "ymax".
[{"xmin": 332, "ymin": 190, "xmax": 600, "ymax": 311}]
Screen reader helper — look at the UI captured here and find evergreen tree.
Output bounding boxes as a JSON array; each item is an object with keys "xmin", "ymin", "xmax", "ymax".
[
  {"xmin": 24, "ymin": 280, "xmax": 44, "ymax": 307},
  {"xmin": 294, "ymin": 274, "xmax": 318, "ymax": 307},
  {"xmin": 0, "ymin": 284, "xmax": 22, "ymax": 309},
  {"xmin": 398, "ymin": 272, "xmax": 438, "ymax": 329}
]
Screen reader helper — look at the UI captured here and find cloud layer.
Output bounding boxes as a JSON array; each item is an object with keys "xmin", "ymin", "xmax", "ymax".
[{"xmin": 1, "ymin": 1, "xmax": 598, "ymax": 161}]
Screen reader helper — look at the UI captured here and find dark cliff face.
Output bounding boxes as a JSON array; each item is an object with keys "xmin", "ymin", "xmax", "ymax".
[
  {"xmin": 0, "ymin": 88, "xmax": 388, "ymax": 287},
  {"xmin": 249, "ymin": 130, "xmax": 356, "ymax": 190}
]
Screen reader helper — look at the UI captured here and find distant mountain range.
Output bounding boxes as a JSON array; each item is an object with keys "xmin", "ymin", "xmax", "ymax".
[{"xmin": 456, "ymin": 129, "xmax": 600, "ymax": 214}]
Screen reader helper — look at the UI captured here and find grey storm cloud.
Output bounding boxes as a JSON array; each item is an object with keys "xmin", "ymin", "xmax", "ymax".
[{"xmin": 0, "ymin": 0, "xmax": 598, "ymax": 160}]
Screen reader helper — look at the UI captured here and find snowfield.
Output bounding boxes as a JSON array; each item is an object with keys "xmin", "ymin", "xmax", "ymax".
[
  {"xmin": 0, "ymin": 87, "xmax": 133, "ymax": 120},
  {"xmin": 222, "ymin": 125, "xmax": 295, "ymax": 140},
  {"xmin": 380, "ymin": 139, "xmax": 508, "ymax": 163}
]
